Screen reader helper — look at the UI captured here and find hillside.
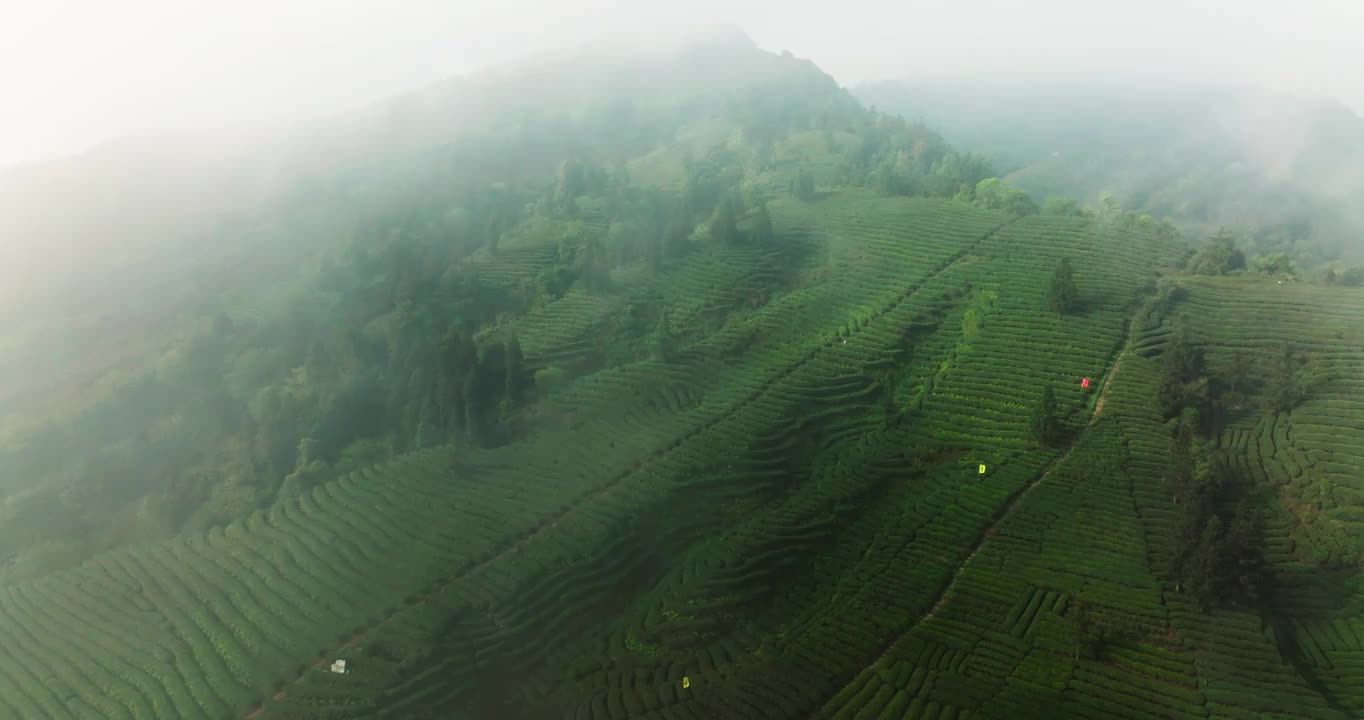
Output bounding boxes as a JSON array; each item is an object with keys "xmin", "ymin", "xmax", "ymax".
[
  {"xmin": 0, "ymin": 187, "xmax": 1189, "ymax": 719},
  {"xmin": 0, "ymin": 37, "xmax": 989, "ymax": 581},
  {"xmin": 857, "ymin": 78, "xmax": 1364, "ymax": 267},
  {"xmin": 4, "ymin": 37, "xmax": 1364, "ymax": 720}
]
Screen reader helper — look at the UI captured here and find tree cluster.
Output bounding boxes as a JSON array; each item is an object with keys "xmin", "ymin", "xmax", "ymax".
[
  {"xmin": 1261, "ymin": 345, "xmax": 1306, "ymax": 415},
  {"xmin": 969, "ymin": 177, "xmax": 1039, "ymax": 217},
  {"xmin": 1157, "ymin": 327, "xmax": 1211, "ymax": 424},
  {"xmin": 1041, "ymin": 196, "xmax": 1087, "ymax": 217},
  {"xmin": 1163, "ymin": 418, "xmax": 1268, "ymax": 611},
  {"xmin": 849, "ymin": 112, "xmax": 996, "ymax": 198},
  {"xmin": 1249, "ymin": 252, "xmax": 1296, "ymax": 278},
  {"xmin": 1159, "ymin": 325, "xmax": 1306, "ymax": 434},
  {"xmin": 1187, "ymin": 228, "xmax": 1247, "ymax": 276},
  {"xmin": 1151, "ymin": 322, "xmax": 1280, "ymax": 611},
  {"xmin": 1322, "ymin": 265, "xmax": 1364, "ymax": 287}
]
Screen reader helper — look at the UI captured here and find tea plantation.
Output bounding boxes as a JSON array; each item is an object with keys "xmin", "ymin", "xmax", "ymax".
[{"xmin": 5, "ymin": 189, "xmax": 1364, "ymax": 719}]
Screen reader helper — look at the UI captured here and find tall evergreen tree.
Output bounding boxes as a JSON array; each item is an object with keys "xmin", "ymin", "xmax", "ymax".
[
  {"xmin": 1184, "ymin": 515, "xmax": 1224, "ymax": 610},
  {"xmin": 1045, "ymin": 258, "xmax": 1079, "ymax": 315},
  {"xmin": 654, "ymin": 310, "xmax": 676, "ymax": 363},
  {"xmin": 1224, "ymin": 502, "xmax": 1267, "ymax": 603},
  {"xmin": 710, "ymin": 195, "xmax": 740, "ymax": 246},
  {"xmin": 461, "ymin": 371, "xmax": 483, "ymax": 444},
  {"xmin": 576, "ymin": 236, "xmax": 611, "ymax": 292},
  {"xmin": 1158, "ymin": 326, "xmax": 1209, "ymax": 420},
  {"xmin": 1215, "ymin": 351, "xmax": 1255, "ymax": 411},
  {"xmin": 504, "ymin": 336, "xmax": 526, "ymax": 406},
  {"xmin": 555, "ymin": 159, "xmax": 587, "ymax": 214},
  {"xmin": 1031, "ymin": 384, "xmax": 1060, "ymax": 446},
  {"xmin": 1262, "ymin": 345, "xmax": 1305, "ymax": 414},
  {"xmin": 751, "ymin": 200, "xmax": 775, "ymax": 245}
]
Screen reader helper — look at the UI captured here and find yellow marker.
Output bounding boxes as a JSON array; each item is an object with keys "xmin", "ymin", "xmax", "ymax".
[
  {"xmin": 682, "ymin": 676, "xmax": 690, "ymax": 689},
  {"xmin": 978, "ymin": 464, "xmax": 987, "ymax": 475}
]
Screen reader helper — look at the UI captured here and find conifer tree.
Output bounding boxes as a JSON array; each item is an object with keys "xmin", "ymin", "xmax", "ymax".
[
  {"xmin": 1032, "ymin": 384, "xmax": 1060, "ymax": 446},
  {"xmin": 1046, "ymin": 258, "xmax": 1079, "ymax": 315},
  {"xmin": 711, "ymin": 195, "xmax": 740, "ymax": 246},
  {"xmin": 751, "ymin": 200, "xmax": 774, "ymax": 245}
]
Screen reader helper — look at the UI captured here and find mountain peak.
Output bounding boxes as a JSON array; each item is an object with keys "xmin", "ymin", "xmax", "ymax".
[{"xmin": 680, "ymin": 27, "xmax": 757, "ymax": 50}]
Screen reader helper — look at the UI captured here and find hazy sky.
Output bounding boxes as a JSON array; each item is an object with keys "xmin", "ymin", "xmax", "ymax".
[{"xmin": 2, "ymin": 0, "xmax": 1360, "ymax": 168}]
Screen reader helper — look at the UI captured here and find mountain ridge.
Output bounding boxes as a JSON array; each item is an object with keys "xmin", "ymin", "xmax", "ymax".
[{"xmin": 3, "ymin": 37, "xmax": 1364, "ymax": 720}]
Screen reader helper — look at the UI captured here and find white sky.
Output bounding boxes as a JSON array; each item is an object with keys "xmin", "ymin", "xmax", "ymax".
[{"xmin": 1, "ymin": 0, "xmax": 1361, "ymax": 168}]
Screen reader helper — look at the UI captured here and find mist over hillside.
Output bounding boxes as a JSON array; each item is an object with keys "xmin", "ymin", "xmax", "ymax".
[
  {"xmin": 4, "ymin": 21, "xmax": 1364, "ymax": 720},
  {"xmin": 858, "ymin": 77, "xmax": 1364, "ymax": 262},
  {"xmin": 0, "ymin": 31, "xmax": 823, "ymax": 307},
  {"xmin": 0, "ymin": 31, "xmax": 851, "ymax": 438},
  {"xmin": 2, "ymin": 33, "xmax": 966, "ymax": 565}
]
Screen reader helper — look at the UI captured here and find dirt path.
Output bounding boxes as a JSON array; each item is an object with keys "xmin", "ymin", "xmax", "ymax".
[
  {"xmin": 1091, "ymin": 364, "xmax": 1117, "ymax": 418},
  {"xmin": 811, "ymin": 354, "xmax": 1126, "ymax": 718}
]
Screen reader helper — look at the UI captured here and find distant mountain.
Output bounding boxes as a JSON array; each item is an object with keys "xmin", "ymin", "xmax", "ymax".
[{"xmin": 857, "ymin": 77, "xmax": 1364, "ymax": 261}]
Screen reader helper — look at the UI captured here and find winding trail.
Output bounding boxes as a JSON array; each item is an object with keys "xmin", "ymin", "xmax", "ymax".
[{"xmin": 811, "ymin": 352, "xmax": 1128, "ymax": 719}]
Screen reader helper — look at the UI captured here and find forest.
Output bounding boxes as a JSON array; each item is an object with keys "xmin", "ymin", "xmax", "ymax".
[{"xmin": 2, "ymin": 30, "xmax": 1364, "ymax": 720}]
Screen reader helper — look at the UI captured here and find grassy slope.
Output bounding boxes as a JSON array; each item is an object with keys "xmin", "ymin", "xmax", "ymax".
[
  {"xmin": 0, "ymin": 190, "xmax": 1176, "ymax": 719},
  {"xmin": 4, "ymin": 188, "xmax": 1363, "ymax": 720},
  {"xmin": 1163, "ymin": 278, "xmax": 1364, "ymax": 718},
  {"xmin": 814, "ymin": 275, "xmax": 1364, "ymax": 720}
]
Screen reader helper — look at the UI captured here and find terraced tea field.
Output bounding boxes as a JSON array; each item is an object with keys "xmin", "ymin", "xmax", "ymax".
[
  {"xmin": 11, "ymin": 190, "xmax": 1364, "ymax": 719},
  {"xmin": 1153, "ymin": 278, "xmax": 1364, "ymax": 718},
  {"xmin": 1166, "ymin": 279, "xmax": 1364, "ymax": 562}
]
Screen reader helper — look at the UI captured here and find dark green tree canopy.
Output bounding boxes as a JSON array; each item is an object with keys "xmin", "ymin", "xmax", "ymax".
[
  {"xmin": 1046, "ymin": 258, "xmax": 1080, "ymax": 315},
  {"xmin": 1031, "ymin": 384, "xmax": 1061, "ymax": 447},
  {"xmin": 1262, "ymin": 345, "xmax": 1306, "ymax": 415},
  {"xmin": 750, "ymin": 200, "xmax": 775, "ymax": 245},
  {"xmin": 1188, "ymin": 228, "xmax": 1247, "ymax": 276},
  {"xmin": 1158, "ymin": 325, "xmax": 1211, "ymax": 424},
  {"xmin": 971, "ymin": 177, "xmax": 1039, "ymax": 217}
]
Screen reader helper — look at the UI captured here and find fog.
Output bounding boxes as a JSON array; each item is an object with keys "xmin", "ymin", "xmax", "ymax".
[
  {"xmin": 2, "ymin": 0, "xmax": 1362, "ymax": 308},
  {"xmin": 2, "ymin": 0, "xmax": 1364, "ymax": 640},
  {"xmin": 2, "ymin": 0, "xmax": 1361, "ymax": 168}
]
